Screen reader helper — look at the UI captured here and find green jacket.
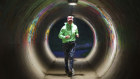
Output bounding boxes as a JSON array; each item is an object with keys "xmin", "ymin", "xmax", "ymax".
[{"xmin": 58, "ymin": 22, "xmax": 79, "ymax": 43}]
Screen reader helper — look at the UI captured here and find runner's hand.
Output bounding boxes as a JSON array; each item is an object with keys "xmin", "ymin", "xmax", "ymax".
[
  {"xmin": 65, "ymin": 35, "xmax": 70, "ymax": 39},
  {"xmin": 76, "ymin": 34, "xmax": 79, "ymax": 38}
]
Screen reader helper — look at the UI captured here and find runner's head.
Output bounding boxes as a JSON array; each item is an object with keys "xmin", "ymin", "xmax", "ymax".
[{"xmin": 67, "ymin": 16, "xmax": 74, "ymax": 25}]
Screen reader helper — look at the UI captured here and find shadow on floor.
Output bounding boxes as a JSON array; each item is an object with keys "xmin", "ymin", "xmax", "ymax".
[{"xmin": 46, "ymin": 74, "xmax": 84, "ymax": 76}]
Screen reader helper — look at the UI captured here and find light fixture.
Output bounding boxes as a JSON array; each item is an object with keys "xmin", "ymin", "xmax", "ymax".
[{"xmin": 68, "ymin": 0, "xmax": 78, "ymax": 5}]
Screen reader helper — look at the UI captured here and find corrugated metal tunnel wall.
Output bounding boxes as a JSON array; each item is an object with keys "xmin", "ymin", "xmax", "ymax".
[{"xmin": 0, "ymin": 0, "xmax": 139, "ymax": 79}]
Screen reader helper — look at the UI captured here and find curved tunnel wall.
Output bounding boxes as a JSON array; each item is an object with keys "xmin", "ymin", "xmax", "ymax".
[
  {"xmin": 0, "ymin": 0, "xmax": 139, "ymax": 79},
  {"xmin": 24, "ymin": 0, "xmax": 119, "ymax": 77}
]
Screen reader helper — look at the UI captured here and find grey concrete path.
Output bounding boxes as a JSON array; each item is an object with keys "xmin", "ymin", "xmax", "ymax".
[
  {"xmin": 44, "ymin": 69, "xmax": 100, "ymax": 79},
  {"xmin": 44, "ymin": 58, "xmax": 100, "ymax": 79}
]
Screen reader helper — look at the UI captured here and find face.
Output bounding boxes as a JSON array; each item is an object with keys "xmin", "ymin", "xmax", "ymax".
[{"xmin": 67, "ymin": 20, "xmax": 73, "ymax": 25}]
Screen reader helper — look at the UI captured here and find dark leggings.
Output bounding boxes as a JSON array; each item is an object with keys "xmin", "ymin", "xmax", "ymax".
[{"xmin": 62, "ymin": 41, "xmax": 76, "ymax": 71}]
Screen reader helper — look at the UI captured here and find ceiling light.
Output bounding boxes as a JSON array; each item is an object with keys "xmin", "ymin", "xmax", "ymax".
[{"xmin": 68, "ymin": 0, "xmax": 78, "ymax": 5}]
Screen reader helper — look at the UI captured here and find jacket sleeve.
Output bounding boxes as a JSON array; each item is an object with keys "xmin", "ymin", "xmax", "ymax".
[
  {"xmin": 75, "ymin": 26, "xmax": 79, "ymax": 35},
  {"xmin": 58, "ymin": 28, "xmax": 65, "ymax": 39}
]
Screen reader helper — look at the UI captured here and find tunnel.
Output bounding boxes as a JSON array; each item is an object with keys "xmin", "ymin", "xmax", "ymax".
[{"xmin": 0, "ymin": 0, "xmax": 139, "ymax": 79}]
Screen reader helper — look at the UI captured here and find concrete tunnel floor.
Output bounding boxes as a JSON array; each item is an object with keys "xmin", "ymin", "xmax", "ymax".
[{"xmin": 44, "ymin": 58, "xmax": 100, "ymax": 79}]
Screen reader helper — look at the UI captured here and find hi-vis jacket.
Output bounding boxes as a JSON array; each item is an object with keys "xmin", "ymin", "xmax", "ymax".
[{"xmin": 58, "ymin": 22, "xmax": 79, "ymax": 43}]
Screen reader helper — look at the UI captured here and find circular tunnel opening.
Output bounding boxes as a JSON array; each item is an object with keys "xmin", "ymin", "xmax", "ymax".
[{"xmin": 48, "ymin": 17, "xmax": 94, "ymax": 58}]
